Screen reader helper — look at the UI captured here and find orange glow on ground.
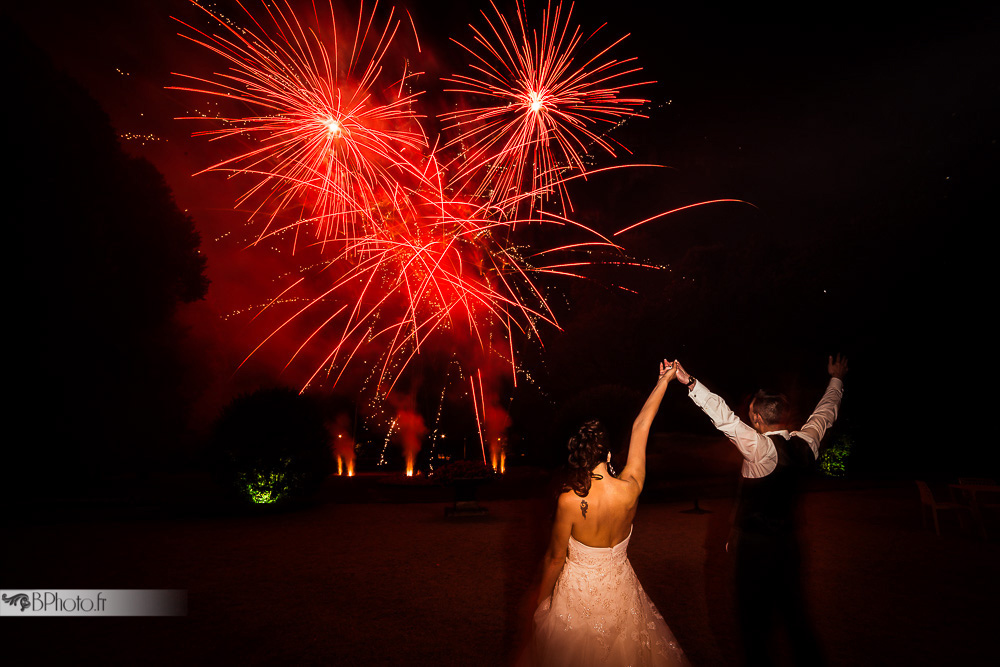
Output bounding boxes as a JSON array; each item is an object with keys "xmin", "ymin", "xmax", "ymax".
[{"xmin": 490, "ymin": 447, "xmax": 506, "ymax": 474}]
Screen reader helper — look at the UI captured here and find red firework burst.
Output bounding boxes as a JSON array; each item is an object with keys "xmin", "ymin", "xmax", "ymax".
[
  {"xmin": 243, "ymin": 153, "xmax": 624, "ymax": 395},
  {"xmin": 441, "ymin": 0, "xmax": 652, "ymax": 216},
  {"xmin": 170, "ymin": 0, "xmax": 428, "ymax": 249}
]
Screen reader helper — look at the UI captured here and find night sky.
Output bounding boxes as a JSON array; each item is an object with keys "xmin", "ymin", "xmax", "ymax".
[{"xmin": 9, "ymin": 2, "xmax": 999, "ymax": 475}]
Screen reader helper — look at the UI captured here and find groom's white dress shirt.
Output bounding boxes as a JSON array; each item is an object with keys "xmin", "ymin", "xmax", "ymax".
[{"xmin": 686, "ymin": 377, "xmax": 844, "ymax": 479}]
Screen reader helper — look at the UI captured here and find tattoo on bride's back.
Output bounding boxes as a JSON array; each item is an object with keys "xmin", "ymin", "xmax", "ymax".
[{"xmin": 580, "ymin": 499, "xmax": 588, "ymax": 518}]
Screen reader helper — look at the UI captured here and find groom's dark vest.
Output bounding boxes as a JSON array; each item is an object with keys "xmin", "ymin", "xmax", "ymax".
[{"xmin": 735, "ymin": 435, "xmax": 816, "ymax": 536}]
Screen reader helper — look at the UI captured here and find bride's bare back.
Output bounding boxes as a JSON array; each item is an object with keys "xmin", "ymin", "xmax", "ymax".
[{"xmin": 561, "ymin": 467, "xmax": 639, "ymax": 547}]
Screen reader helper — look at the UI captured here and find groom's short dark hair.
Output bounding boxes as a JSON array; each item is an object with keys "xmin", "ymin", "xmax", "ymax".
[{"xmin": 750, "ymin": 389, "xmax": 789, "ymax": 427}]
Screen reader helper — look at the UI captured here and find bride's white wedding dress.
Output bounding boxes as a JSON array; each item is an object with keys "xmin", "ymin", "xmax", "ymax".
[{"xmin": 533, "ymin": 527, "xmax": 690, "ymax": 666}]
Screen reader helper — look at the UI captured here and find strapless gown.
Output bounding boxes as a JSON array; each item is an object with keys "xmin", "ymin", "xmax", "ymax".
[{"xmin": 533, "ymin": 527, "xmax": 690, "ymax": 666}]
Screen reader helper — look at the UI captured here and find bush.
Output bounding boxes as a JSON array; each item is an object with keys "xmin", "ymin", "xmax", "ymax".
[
  {"xmin": 819, "ymin": 433, "xmax": 854, "ymax": 478},
  {"xmin": 211, "ymin": 388, "xmax": 333, "ymax": 506}
]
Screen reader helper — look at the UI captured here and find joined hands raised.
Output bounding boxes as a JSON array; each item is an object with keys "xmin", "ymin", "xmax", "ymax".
[{"xmin": 657, "ymin": 359, "xmax": 677, "ymax": 383}]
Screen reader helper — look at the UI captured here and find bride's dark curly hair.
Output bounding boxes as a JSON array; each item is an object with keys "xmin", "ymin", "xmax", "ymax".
[{"xmin": 563, "ymin": 419, "xmax": 611, "ymax": 497}]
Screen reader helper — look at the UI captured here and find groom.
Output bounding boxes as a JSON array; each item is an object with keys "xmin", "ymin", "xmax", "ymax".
[{"xmin": 673, "ymin": 355, "xmax": 847, "ymax": 666}]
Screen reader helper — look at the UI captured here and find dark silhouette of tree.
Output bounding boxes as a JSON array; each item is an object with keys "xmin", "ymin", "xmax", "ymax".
[{"xmin": 10, "ymin": 24, "xmax": 208, "ymax": 498}]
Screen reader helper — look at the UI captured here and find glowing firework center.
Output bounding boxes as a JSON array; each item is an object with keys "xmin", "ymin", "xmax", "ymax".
[
  {"xmin": 323, "ymin": 117, "xmax": 344, "ymax": 139},
  {"xmin": 527, "ymin": 90, "xmax": 547, "ymax": 114}
]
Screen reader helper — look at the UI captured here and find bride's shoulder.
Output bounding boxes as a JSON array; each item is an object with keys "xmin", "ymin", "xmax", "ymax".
[
  {"xmin": 555, "ymin": 488, "xmax": 586, "ymax": 519},
  {"xmin": 609, "ymin": 474, "xmax": 642, "ymax": 499}
]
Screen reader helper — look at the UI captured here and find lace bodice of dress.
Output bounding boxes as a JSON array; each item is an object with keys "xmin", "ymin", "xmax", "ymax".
[{"xmin": 566, "ymin": 527, "xmax": 632, "ymax": 569}]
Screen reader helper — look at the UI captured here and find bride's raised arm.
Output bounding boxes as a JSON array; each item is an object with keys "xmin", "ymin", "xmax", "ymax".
[{"xmin": 619, "ymin": 360, "xmax": 675, "ymax": 492}]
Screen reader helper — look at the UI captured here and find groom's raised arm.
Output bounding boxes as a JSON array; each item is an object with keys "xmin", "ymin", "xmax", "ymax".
[{"xmin": 793, "ymin": 354, "xmax": 848, "ymax": 457}]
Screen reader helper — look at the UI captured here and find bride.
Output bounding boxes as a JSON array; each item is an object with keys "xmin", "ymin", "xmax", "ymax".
[{"xmin": 533, "ymin": 360, "xmax": 690, "ymax": 666}]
